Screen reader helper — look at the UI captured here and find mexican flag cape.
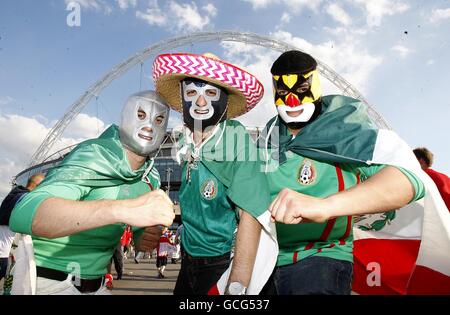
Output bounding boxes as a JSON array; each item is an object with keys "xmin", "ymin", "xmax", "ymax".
[{"xmin": 258, "ymin": 95, "xmax": 450, "ymax": 294}]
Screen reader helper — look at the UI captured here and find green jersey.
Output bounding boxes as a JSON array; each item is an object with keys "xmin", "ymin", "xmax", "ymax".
[
  {"xmin": 258, "ymin": 95, "xmax": 425, "ymax": 267},
  {"xmin": 177, "ymin": 120, "xmax": 271, "ymax": 257},
  {"xmin": 10, "ymin": 125, "xmax": 160, "ymax": 279},
  {"xmin": 265, "ymin": 151, "xmax": 424, "ymax": 266}
]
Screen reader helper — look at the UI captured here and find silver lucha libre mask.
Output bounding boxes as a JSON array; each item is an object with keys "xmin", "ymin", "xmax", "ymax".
[{"xmin": 119, "ymin": 91, "xmax": 169, "ymax": 156}]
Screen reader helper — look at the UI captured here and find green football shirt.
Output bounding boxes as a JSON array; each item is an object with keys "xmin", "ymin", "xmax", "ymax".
[
  {"xmin": 265, "ymin": 150, "xmax": 425, "ymax": 266},
  {"xmin": 10, "ymin": 125, "xmax": 161, "ymax": 279},
  {"xmin": 178, "ymin": 120, "xmax": 271, "ymax": 257}
]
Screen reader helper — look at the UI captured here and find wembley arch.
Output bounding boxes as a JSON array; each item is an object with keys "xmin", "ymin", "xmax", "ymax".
[{"xmin": 28, "ymin": 30, "xmax": 390, "ymax": 168}]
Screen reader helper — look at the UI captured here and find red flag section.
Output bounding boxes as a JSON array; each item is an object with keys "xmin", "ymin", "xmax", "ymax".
[{"xmin": 353, "ymin": 239, "xmax": 450, "ymax": 295}]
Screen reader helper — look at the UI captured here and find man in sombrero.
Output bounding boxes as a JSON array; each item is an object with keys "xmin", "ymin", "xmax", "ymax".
[{"xmin": 153, "ymin": 52, "xmax": 277, "ymax": 295}]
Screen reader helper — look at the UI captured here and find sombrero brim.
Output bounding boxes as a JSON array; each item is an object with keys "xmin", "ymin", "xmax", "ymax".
[{"xmin": 153, "ymin": 53, "xmax": 264, "ymax": 119}]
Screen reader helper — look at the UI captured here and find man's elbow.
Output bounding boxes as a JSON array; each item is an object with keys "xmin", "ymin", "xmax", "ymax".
[{"xmin": 31, "ymin": 217, "xmax": 60, "ymax": 239}]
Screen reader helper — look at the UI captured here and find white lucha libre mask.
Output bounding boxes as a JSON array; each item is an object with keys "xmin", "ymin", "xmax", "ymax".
[
  {"xmin": 119, "ymin": 91, "xmax": 169, "ymax": 156},
  {"xmin": 182, "ymin": 80, "xmax": 221, "ymax": 120},
  {"xmin": 181, "ymin": 79, "xmax": 228, "ymax": 131}
]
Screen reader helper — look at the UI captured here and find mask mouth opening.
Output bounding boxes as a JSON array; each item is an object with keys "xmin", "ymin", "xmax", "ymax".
[
  {"xmin": 194, "ymin": 108, "xmax": 210, "ymax": 115},
  {"xmin": 286, "ymin": 108, "xmax": 304, "ymax": 117},
  {"xmin": 137, "ymin": 128, "xmax": 154, "ymax": 142}
]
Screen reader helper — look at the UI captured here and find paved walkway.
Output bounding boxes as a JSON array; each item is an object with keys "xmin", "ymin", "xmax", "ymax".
[{"xmin": 110, "ymin": 257, "xmax": 181, "ymax": 295}]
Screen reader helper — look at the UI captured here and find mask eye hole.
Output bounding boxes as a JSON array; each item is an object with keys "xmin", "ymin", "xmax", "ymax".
[
  {"xmin": 296, "ymin": 83, "xmax": 310, "ymax": 94},
  {"xmin": 276, "ymin": 89, "xmax": 288, "ymax": 96},
  {"xmin": 205, "ymin": 89, "xmax": 217, "ymax": 97},
  {"xmin": 186, "ymin": 90, "xmax": 197, "ymax": 97},
  {"xmin": 154, "ymin": 115, "xmax": 165, "ymax": 126},
  {"xmin": 137, "ymin": 108, "xmax": 146, "ymax": 120}
]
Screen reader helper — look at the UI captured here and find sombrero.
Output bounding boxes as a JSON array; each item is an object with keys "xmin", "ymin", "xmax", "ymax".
[{"xmin": 152, "ymin": 53, "xmax": 264, "ymax": 119}]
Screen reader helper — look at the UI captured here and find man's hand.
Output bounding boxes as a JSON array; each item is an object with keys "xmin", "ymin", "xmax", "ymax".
[
  {"xmin": 269, "ymin": 188, "xmax": 330, "ymax": 224},
  {"xmin": 135, "ymin": 226, "xmax": 162, "ymax": 252},
  {"xmin": 120, "ymin": 189, "xmax": 175, "ymax": 227}
]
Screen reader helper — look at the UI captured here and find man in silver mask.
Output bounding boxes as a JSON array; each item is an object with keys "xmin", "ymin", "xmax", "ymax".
[
  {"xmin": 120, "ymin": 90, "xmax": 170, "ymax": 157},
  {"xmin": 9, "ymin": 90, "xmax": 174, "ymax": 295}
]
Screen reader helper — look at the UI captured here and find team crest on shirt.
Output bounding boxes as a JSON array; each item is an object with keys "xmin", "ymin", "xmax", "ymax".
[
  {"xmin": 297, "ymin": 159, "xmax": 316, "ymax": 185},
  {"xmin": 200, "ymin": 178, "xmax": 218, "ymax": 200}
]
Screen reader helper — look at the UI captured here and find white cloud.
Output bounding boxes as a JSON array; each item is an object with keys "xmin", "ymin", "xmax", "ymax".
[
  {"xmin": 243, "ymin": 0, "xmax": 276, "ymax": 9},
  {"xmin": 0, "ymin": 159, "xmax": 22, "ymax": 197},
  {"xmin": 0, "ymin": 96, "xmax": 14, "ymax": 106},
  {"xmin": 169, "ymin": 1, "xmax": 210, "ymax": 31},
  {"xmin": 116, "ymin": 0, "xmax": 137, "ymax": 10},
  {"xmin": 391, "ymin": 44, "xmax": 413, "ymax": 58},
  {"xmin": 65, "ymin": 0, "xmax": 113, "ymax": 14},
  {"xmin": 426, "ymin": 59, "xmax": 435, "ymax": 66},
  {"xmin": 202, "ymin": 3, "xmax": 218, "ymax": 17},
  {"xmin": 0, "ymin": 112, "xmax": 106, "ymax": 198},
  {"xmin": 326, "ymin": 3, "xmax": 351, "ymax": 26},
  {"xmin": 243, "ymin": 0, "xmax": 322, "ymax": 13},
  {"xmin": 429, "ymin": 8, "xmax": 450, "ymax": 23},
  {"xmin": 136, "ymin": 1, "xmax": 216, "ymax": 32},
  {"xmin": 136, "ymin": 7, "xmax": 167, "ymax": 26},
  {"xmin": 65, "ymin": 113, "xmax": 106, "ymax": 139},
  {"xmin": 280, "ymin": 12, "xmax": 291, "ymax": 24},
  {"xmin": 350, "ymin": 0, "xmax": 409, "ymax": 27},
  {"xmin": 272, "ymin": 30, "xmax": 382, "ymax": 94}
]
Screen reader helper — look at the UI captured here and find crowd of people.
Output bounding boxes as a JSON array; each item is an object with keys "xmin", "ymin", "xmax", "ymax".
[{"xmin": 0, "ymin": 49, "xmax": 448, "ymax": 295}]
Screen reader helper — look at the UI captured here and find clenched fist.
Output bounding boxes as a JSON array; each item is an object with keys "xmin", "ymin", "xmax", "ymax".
[
  {"xmin": 121, "ymin": 189, "xmax": 175, "ymax": 228},
  {"xmin": 269, "ymin": 188, "xmax": 331, "ymax": 224}
]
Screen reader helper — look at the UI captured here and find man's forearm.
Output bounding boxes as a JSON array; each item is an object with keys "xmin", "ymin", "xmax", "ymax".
[
  {"xmin": 32, "ymin": 197, "xmax": 127, "ymax": 238},
  {"xmin": 228, "ymin": 210, "xmax": 261, "ymax": 288},
  {"xmin": 30, "ymin": 189, "xmax": 174, "ymax": 239},
  {"xmin": 327, "ymin": 166, "xmax": 415, "ymax": 218}
]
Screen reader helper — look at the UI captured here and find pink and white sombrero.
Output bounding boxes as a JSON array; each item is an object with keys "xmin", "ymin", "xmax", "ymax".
[{"xmin": 152, "ymin": 53, "xmax": 264, "ymax": 119}]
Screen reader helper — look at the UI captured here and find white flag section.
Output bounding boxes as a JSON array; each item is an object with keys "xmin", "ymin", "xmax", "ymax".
[
  {"xmin": 353, "ymin": 129, "xmax": 450, "ymax": 294},
  {"xmin": 208, "ymin": 211, "xmax": 278, "ymax": 295},
  {"xmin": 11, "ymin": 234, "xmax": 37, "ymax": 295}
]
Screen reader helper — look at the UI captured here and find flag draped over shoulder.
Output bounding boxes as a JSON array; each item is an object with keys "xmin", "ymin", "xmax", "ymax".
[
  {"xmin": 40, "ymin": 124, "xmax": 156, "ymax": 188},
  {"xmin": 259, "ymin": 95, "xmax": 450, "ymax": 294}
]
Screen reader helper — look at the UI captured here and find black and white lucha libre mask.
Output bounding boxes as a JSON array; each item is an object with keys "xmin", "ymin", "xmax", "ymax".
[
  {"xmin": 181, "ymin": 78, "xmax": 228, "ymax": 131},
  {"xmin": 119, "ymin": 91, "xmax": 169, "ymax": 156}
]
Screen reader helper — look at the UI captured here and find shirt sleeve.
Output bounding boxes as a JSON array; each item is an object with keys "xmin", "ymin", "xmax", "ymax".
[
  {"xmin": 355, "ymin": 164, "xmax": 425, "ymax": 202},
  {"xmin": 9, "ymin": 182, "xmax": 92, "ymax": 235}
]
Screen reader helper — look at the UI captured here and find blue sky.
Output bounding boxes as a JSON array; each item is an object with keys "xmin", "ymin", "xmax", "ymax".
[{"xmin": 0, "ymin": 0, "xmax": 449, "ymax": 196}]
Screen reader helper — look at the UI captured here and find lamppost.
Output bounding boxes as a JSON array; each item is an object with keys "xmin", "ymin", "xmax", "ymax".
[{"xmin": 166, "ymin": 167, "xmax": 173, "ymax": 196}]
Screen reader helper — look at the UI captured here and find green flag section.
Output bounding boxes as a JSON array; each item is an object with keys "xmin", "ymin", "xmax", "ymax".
[
  {"xmin": 42, "ymin": 124, "xmax": 157, "ymax": 187},
  {"xmin": 259, "ymin": 95, "xmax": 379, "ymax": 165}
]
